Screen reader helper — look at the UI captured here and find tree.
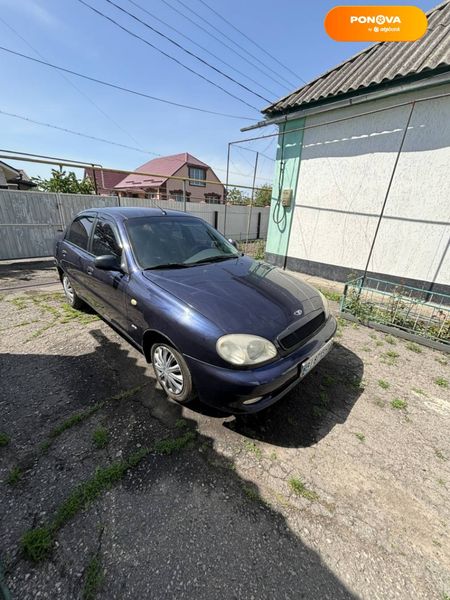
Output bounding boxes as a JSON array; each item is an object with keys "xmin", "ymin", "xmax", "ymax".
[
  {"xmin": 226, "ymin": 187, "xmax": 250, "ymax": 205},
  {"xmin": 253, "ymin": 184, "xmax": 272, "ymax": 207},
  {"xmin": 33, "ymin": 169, "xmax": 95, "ymax": 194}
]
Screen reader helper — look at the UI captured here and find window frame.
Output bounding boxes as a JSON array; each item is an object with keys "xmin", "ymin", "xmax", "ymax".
[
  {"xmin": 91, "ymin": 216, "xmax": 122, "ymax": 259},
  {"xmin": 188, "ymin": 166, "xmax": 206, "ymax": 187},
  {"xmin": 65, "ymin": 213, "xmax": 96, "ymax": 254}
]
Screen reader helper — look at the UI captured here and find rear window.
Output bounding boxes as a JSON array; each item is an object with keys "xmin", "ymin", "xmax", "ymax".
[{"xmin": 66, "ymin": 216, "xmax": 95, "ymax": 251}]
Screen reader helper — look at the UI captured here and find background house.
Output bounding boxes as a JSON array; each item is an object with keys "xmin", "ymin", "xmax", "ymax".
[
  {"xmin": 0, "ymin": 160, "xmax": 36, "ymax": 190},
  {"xmin": 259, "ymin": 1, "xmax": 450, "ymax": 294},
  {"xmin": 86, "ymin": 153, "xmax": 225, "ymax": 203}
]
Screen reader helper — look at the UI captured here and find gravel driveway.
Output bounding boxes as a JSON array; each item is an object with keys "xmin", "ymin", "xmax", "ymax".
[{"xmin": 0, "ymin": 270, "xmax": 449, "ymax": 600}]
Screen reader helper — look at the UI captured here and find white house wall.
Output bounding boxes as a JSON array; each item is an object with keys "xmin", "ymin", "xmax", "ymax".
[{"xmin": 286, "ymin": 83, "xmax": 450, "ymax": 287}]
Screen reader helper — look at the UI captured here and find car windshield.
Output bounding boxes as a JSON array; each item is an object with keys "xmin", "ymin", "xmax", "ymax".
[{"xmin": 125, "ymin": 216, "xmax": 240, "ymax": 270}]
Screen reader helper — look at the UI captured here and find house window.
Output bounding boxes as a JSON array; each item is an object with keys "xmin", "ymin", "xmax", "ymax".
[
  {"xmin": 169, "ymin": 189, "xmax": 191, "ymax": 202},
  {"xmin": 189, "ymin": 167, "xmax": 206, "ymax": 187},
  {"xmin": 204, "ymin": 193, "xmax": 221, "ymax": 204}
]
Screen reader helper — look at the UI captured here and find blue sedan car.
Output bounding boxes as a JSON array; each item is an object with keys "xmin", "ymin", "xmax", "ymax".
[{"xmin": 54, "ymin": 207, "xmax": 336, "ymax": 413}]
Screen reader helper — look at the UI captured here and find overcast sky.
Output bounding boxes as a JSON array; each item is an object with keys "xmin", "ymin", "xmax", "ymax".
[{"xmin": 0, "ymin": 0, "xmax": 437, "ymax": 186}]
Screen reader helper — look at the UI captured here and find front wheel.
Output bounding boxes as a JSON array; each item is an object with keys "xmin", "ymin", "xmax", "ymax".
[
  {"xmin": 151, "ymin": 343, "xmax": 195, "ymax": 403},
  {"xmin": 62, "ymin": 273, "xmax": 85, "ymax": 310}
]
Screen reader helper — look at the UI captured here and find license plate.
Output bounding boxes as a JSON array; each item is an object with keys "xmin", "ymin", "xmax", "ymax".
[{"xmin": 300, "ymin": 339, "xmax": 334, "ymax": 378}]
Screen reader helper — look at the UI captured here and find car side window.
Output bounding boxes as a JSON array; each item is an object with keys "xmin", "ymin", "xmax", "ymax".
[
  {"xmin": 92, "ymin": 219, "xmax": 121, "ymax": 258},
  {"xmin": 66, "ymin": 216, "xmax": 95, "ymax": 251}
]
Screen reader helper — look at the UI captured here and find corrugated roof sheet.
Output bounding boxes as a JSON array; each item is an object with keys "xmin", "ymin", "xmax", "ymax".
[{"xmin": 263, "ymin": 1, "xmax": 450, "ymax": 116}]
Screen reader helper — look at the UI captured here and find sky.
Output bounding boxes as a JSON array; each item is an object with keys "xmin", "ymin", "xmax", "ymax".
[{"xmin": 0, "ymin": 0, "xmax": 438, "ymax": 188}]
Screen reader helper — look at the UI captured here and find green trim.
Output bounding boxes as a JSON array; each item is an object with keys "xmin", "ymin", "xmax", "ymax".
[{"xmin": 266, "ymin": 118, "xmax": 304, "ymax": 258}]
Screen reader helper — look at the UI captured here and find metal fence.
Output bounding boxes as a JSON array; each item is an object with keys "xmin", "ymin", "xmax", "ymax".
[
  {"xmin": 0, "ymin": 189, "xmax": 270, "ymax": 260},
  {"xmin": 341, "ymin": 276, "xmax": 450, "ymax": 346}
]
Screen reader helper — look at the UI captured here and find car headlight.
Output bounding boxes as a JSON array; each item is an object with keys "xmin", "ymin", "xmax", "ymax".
[
  {"xmin": 216, "ymin": 334, "xmax": 277, "ymax": 366},
  {"xmin": 318, "ymin": 291, "xmax": 330, "ymax": 319}
]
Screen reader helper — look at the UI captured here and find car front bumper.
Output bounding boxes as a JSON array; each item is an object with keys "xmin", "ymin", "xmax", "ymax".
[{"xmin": 185, "ymin": 316, "xmax": 337, "ymax": 414}]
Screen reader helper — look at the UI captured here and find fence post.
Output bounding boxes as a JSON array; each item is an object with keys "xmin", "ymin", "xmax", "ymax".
[
  {"xmin": 256, "ymin": 212, "xmax": 261, "ymax": 239},
  {"xmin": 214, "ymin": 211, "xmax": 218, "ymax": 229},
  {"xmin": 183, "ymin": 179, "xmax": 187, "ymax": 212}
]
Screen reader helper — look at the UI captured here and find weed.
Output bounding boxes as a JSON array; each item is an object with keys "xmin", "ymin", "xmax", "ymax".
[
  {"xmin": 243, "ymin": 440, "xmax": 263, "ymax": 459},
  {"xmin": 82, "ymin": 554, "xmax": 104, "ymax": 600},
  {"xmin": 49, "ymin": 402, "xmax": 105, "ymax": 440},
  {"xmin": 312, "ymin": 405, "xmax": 326, "ymax": 418},
  {"xmin": 382, "ymin": 350, "xmax": 399, "ymax": 365},
  {"xmin": 385, "ymin": 335, "xmax": 396, "ymax": 345},
  {"xmin": 175, "ymin": 418, "xmax": 188, "ymax": 429},
  {"xmin": 377, "ymin": 379, "xmax": 390, "ymax": 390},
  {"xmin": 21, "ymin": 447, "xmax": 151, "ymax": 562},
  {"xmin": 369, "ymin": 332, "xmax": 377, "ymax": 340},
  {"xmin": 442, "ymin": 593, "xmax": 450, "ymax": 600},
  {"xmin": 269, "ymin": 451, "xmax": 277, "ymax": 461},
  {"xmin": 289, "ymin": 478, "xmax": 319, "ymax": 501},
  {"xmin": 406, "ymin": 342, "xmax": 422, "ymax": 354},
  {"xmin": 437, "ymin": 478, "xmax": 446, "ymax": 486},
  {"xmin": 391, "ymin": 398, "xmax": 407, "ymax": 410},
  {"xmin": 435, "ymin": 377, "xmax": 448, "ymax": 388},
  {"xmin": 435, "ymin": 356, "xmax": 448, "ymax": 366},
  {"xmin": 322, "ymin": 374, "xmax": 335, "ymax": 387},
  {"xmin": 355, "ymin": 432, "xmax": 365, "ymax": 442},
  {"xmin": 110, "ymin": 384, "xmax": 145, "ymax": 402},
  {"xmin": 374, "ymin": 398, "xmax": 386, "ymax": 408},
  {"xmin": 412, "ymin": 387, "xmax": 426, "ymax": 396},
  {"xmin": 153, "ymin": 431, "xmax": 196, "ymax": 455},
  {"xmin": 9, "ymin": 296, "xmax": 28, "ymax": 310},
  {"xmin": 0, "ymin": 432, "xmax": 10, "ymax": 447},
  {"xmin": 242, "ymin": 485, "xmax": 263, "ymax": 503},
  {"xmin": 318, "ymin": 288, "xmax": 341, "ymax": 302},
  {"xmin": 92, "ymin": 428, "xmax": 109, "ymax": 449},
  {"xmin": 375, "ymin": 340, "xmax": 384, "ymax": 347},
  {"xmin": 7, "ymin": 466, "xmax": 22, "ymax": 485},
  {"xmin": 434, "ymin": 449, "xmax": 447, "ymax": 461},
  {"xmin": 362, "ymin": 345, "xmax": 372, "ymax": 353},
  {"xmin": 337, "ymin": 317, "xmax": 348, "ymax": 328}
]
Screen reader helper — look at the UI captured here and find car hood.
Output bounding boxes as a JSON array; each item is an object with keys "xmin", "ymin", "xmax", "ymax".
[{"xmin": 142, "ymin": 256, "xmax": 323, "ymax": 339}]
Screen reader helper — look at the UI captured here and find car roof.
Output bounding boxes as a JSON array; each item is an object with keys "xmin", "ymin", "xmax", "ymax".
[{"xmin": 77, "ymin": 206, "xmax": 196, "ymax": 220}]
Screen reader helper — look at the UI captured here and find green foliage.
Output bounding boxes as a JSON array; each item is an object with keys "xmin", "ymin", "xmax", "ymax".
[
  {"xmin": 435, "ymin": 377, "xmax": 448, "ymax": 388},
  {"xmin": 406, "ymin": 342, "xmax": 422, "ymax": 353},
  {"xmin": 391, "ymin": 398, "xmax": 407, "ymax": 410},
  {"xmin": 226, "ymin": 187, "xmax": 249, "ymax": 205},
  {"xmin": 92, "ymin": 428, "xmax": 109, "ymax": 449},
  {"xmin": 378, "ymin": 379, "xmax": 390, "ymax": 390},
  {"xmin": 289, "ymin": 478, "xmax": 319, "ymax": 501},
  {"xmin": 33, "ymin": 169, "xmax": 95, "ymax": 194},
  {"xmin": 0, "ymin": 432, "xmax": 10, "ymax": 447},
  {"xmin": 21, "ymin": 527, "xmax": 53, "ymax": 562},
  {"xmin": 153, "ymin": 431, "xmax": 196, "ymax": 455},
  {"xmin": 243, "ymin": 440, "xmax": 262, "ymax": 459},
  {"xmin": 355, "ymin": 432, "xmax": 365, "ymax": 442},
  {"xmin": 319, "ymin": 288, "xmax": 341, "ymax": 302},
  {"xmin": 253, "ymin": 184, "xmax": 272, "ymax": 207},
  {"xmin": 7, "ymin": 466, "xmax": 22, "ymax": 485},
  {"xmin": 82, "ymin": 555, "xmax": 104, "ymax": 600}
]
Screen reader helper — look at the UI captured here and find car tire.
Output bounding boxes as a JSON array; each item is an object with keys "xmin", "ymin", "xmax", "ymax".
[
  {"xmin": 62, "ymin": 273, "xmax": 85, "ymax": 310},
  {"xmin": 151, "ymin": 343, "xmax": 195, "ymax": 403}
]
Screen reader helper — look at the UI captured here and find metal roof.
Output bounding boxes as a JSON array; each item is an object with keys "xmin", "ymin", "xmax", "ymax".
[{"xmin": 263, "ymin": 1, "xmax": 450, "ymax": 116}]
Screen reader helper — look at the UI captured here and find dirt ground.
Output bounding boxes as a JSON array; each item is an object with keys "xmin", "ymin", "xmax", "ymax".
[{"xmin": 0, "ymin": 262, "xmax": 449, "ymax": 600}]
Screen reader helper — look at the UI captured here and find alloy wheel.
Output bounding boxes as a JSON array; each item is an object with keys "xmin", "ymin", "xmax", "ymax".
[
  {"xmin": 63, "ymin": 275, "xmax": 74, "ymax": 304},
  {"xmin": 153, "ymin": 345, "xmax": 184, "ymax": 395}
]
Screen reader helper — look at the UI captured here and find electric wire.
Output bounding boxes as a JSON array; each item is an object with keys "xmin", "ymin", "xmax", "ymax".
[
  {"xmin": 195, "ymin": 0, "xmax": 306, "ymax": 84},
  {"xmin": 158, "ymin": 0, "xmax": 292, "ymax": 92},
  {"xmin": 170, "ymin": 0, "xmax": 296, "ymax": 89},
  {"xmin": 0, "ymin": 46, "xmax": 257, "ymax": 121},
  {"xmin": 77, "ymin": 0, "xmax": 260, "ymax": 112},
  {"xmin": 127, "ymin": 0, "xmax": 277, "ymax": 98},
  {"xmin": 0, "ymin": 15, "xmax": 146, "ymax": 150},
  {"xmin": 104, "ymin": 0, "xmax": 271, "ymax": 103}
]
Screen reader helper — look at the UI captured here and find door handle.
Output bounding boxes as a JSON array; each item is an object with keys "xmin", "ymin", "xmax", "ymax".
[{"xmin": 86, "ymin": 266, "xmax": 94, "ymax": 275}]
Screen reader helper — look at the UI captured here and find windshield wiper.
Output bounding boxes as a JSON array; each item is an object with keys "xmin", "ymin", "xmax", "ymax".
[
  {"xmin": 188, "ymin": 255, "xmax": 239, "ymax": 266},
  {"xmin": 144, "ymin": 263, "xmax": 191, "ymax": 270}
]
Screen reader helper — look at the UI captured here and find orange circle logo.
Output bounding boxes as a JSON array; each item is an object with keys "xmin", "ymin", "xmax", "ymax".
[{"xmin": 325, "ymin": 5, "xmax": 428, "ymax": 42}]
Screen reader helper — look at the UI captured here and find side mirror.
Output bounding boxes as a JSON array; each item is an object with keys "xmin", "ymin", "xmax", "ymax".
[
  {"xmin": 94, "ymin": 254, "xmax": 121, "ymax": 271},
  {"xmin": 228, "ymin": 238, "xmax": 238, "ymax": 249}
]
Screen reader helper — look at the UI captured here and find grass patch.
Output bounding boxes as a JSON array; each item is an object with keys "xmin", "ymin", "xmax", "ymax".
[
  {"xmin": 289, "ymin": 477, "xmax": 319, "ymax": 501},
  {"xmin": 9, "ymin": 296, "xmax": 28, "ymax": 310},
  {"xmin": 7, "ymin": 466, "xmax": 22, "ymax": 485},
  {"xmin": 435, "ymin": 356, "xmax": 448, "ymax": 366},
  {"xmin": 391, "ymin": 398, "xmax": 407, "ymax": 410},
  {"xmin": 412, "ymin": 387, "xmax": 426, "ymax": 396},
  {"xmin": 355, "ymin": 432, "xmax": 365, "ymax": 442},
  {"xmin": 243, "ymin": 440, "xmax": 263, "ymax": 459},
  {"xmin": 434, "ymin": 449, "xmax": 447, "ymax": 461},
  {"xmin": 385, "ymin": 335, "xmax": 397, "ymax": 345},
  {"xmin": 0, "ymin": 432, "xmax": 10, "ymax": 447},
  {"xmin": 322, "ymin": 374, "xmax": 335, "ymax": 387},
  {"xmin": 312, "ymin": 405, "xmax": 327, "ymax": 418},
  {"xmin": 375, "ymin": 340, "xmax": 384, "ymax": 346},
  {"xmin": 242, "ymin": 485, "xmax": 264, "ymax": 503},
  {"xmin": 382, "ymin": 350, "xmax": 400, "ymax": 365},
  {"xmin": 175, "ymin": 418, "xmax": 188, "ymax": 429},
  {"xmin": 153, "ymin": 431, "xmax": 196, "ymax": 455},
  {"xmin": 318, "ymin": 288, "xmax": 341, "ymax": 302},
  {"xmin": 92, "ymin": 428, "xmax": 109, "ymax": 449},
  {"xmin": 406, "ymin": 342, "xmax": 422, "ymax": 354},
  {"xmin": 82, "ymin": 554, "xmax": 104, "ymax": 600},
  {"xmin": 269, "ymin": 451, "xmax": 277, "ymax": 461},
  {"xmin": 435, "ymin": 377, "xmax": 448, "ymax": 388},
  {"xmin": 377, "ymin": 379, "xmax": 390, "ymax": 390},
  {"xmin": 373, "ymin": 398, "xmax": 386, "ymax": 408}
]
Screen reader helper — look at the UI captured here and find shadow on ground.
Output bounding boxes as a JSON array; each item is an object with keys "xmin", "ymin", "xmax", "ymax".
[{"xmin": 1, "ymin": 328, "xmax": 359, "ymax": 599}]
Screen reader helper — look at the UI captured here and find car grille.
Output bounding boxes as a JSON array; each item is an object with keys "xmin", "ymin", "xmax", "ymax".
[{"xmin": 278, "ymin": 312, "xmax": 325, "ymax": 350}]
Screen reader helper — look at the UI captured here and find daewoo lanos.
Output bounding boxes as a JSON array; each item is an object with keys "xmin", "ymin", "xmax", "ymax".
[{"xmin": 54, "ymin": 208, "xmax": 336, "ymax": 413}]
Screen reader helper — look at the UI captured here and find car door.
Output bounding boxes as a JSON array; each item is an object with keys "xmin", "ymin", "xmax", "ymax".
[
  {"xmin": 60, "ymin": 213, "xmax": 96, "ymax": 304},
  {"xmin": 89, "ymin": 215, "xmax": 129, "ymax": 331}
]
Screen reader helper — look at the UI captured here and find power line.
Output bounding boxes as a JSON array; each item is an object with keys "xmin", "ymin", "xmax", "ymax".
[
  {"xmin": 170, "ymin": 0, "xmax": 296, "ymax": 89},
  {"xmin": 0, "ymin": 108, "xmax": 161, "ymax": 155},
  {"xmin": 77, "ymin": 0, "xmax": 260, "ymax": 112},
  {"xmin": 126, "ymin": 0, "xmax": 277, "ymax": 98},
  {"xmin": 0, "ymin": 46, "xmax": 257, "ymax": 121},
  {"xmin": 195, "ymin": 0, "xmax": 306, "ymax": 85},
  {"xmin": 104, "ymin": 0, "xmax": 271, "ymax": 103},
  {"xmin": 0, "ymin": 15, "xmax": 146, "ymax": 150},
  {"xmin": 158, "ymin": 0, "xmax": 292, "ymax": 92}
]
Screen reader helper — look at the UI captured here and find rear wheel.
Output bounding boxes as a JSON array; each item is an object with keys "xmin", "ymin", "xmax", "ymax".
[
  {"xmin": 62, "ymin": 273, "xmax": 84, "ymax": 310},
  {"xmin": 151, "ymin": 343, "xmax": 194, "ymax": 403}
]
